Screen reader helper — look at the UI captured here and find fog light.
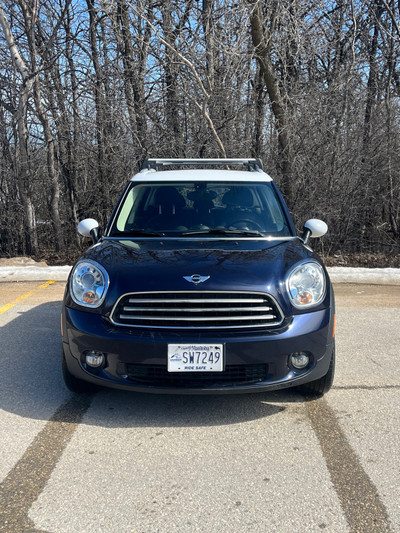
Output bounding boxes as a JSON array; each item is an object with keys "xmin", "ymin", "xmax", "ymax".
[
  {"xmin": 290, "ymin": 352, "xmax": 310, "ymax": 369},
  {"xmin": 85, "ymin": 351, "xmax": 105, "ymax": 368}
]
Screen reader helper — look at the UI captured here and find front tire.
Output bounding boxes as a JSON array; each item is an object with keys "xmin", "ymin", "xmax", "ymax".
[
  {"xmin": 298, "ymin": 343, "xmax": 335, "ymax": 397},
  {"xmin": 62, "ymin": 346, "xmax": 99, "ymax": 393}
]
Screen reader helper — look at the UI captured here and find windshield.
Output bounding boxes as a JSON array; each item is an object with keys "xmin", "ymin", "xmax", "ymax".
[{"xmin": 109, "ymin": 181, "xmax": 292, "ymax": 237}]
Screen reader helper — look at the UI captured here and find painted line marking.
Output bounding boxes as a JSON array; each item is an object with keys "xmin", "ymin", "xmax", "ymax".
[
  {"xmin": 0, "ymin": 281, "xmax": 56, "ymax": 316},
  {"xmin": 305, "ymin": 397, "xmax": 393, "ymax": 533},
  {"xmin": 0, "ymin": 394, "xmax": 93, "ymax": 533}
]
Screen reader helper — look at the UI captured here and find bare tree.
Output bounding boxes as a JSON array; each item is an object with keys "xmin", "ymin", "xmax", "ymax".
[
  {"xmin": 0, "ymin": 0, "xmax": 38, "ymax": 254},
  {"xmin": 248, "ymin": 0, "xmax": 293, "ymax": 203},
  {"xmin": 0, "ymin": 0, "xmax": 399, "ymax": 260}
]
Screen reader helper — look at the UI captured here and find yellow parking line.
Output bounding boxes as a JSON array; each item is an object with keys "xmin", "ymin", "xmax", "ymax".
[{"xmin": 0, "ymin": 280, "xmax": 56, "ymax": 315}]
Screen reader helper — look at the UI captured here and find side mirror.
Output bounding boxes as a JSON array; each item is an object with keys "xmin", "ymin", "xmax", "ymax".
[
  {"xmin": 78, "ymin": 218, "xmax": 100, "ymax": 243},
  {"xmin": 302, "ymin": 219, "xmax": 328, "ymax": 245}
]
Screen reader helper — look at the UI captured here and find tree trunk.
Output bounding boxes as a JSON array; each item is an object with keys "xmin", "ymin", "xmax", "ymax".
[
  {"xmin": 0, "ymin": 2, "xmax": 38, "ymax": 254},
  {"xmin": 248, "ymin": 0, "xmax": 292, "ymax": 204}
]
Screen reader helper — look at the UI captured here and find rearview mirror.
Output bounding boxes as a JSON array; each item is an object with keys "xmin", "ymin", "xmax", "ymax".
[
  {"xmin": 302, "ymin": 219, "xmax": 328, "ymax": 244},
  {"xmin": 78, "ymin": 218, "xmax": 100, "ymax": 243}
]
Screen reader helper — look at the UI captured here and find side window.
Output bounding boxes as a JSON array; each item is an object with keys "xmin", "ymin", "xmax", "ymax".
[
  {"xmin": 116, "ymin": 187, "xmax": 141, "ymax": 231},
  {"xmin": 260, "ymin": 186, "xmax": 287, "ymax": 232}
]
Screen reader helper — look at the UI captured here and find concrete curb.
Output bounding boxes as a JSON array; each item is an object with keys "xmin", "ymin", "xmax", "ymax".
[{"xmin": 1, "ymin": 265, "xmax": 400, "ymax": 284}]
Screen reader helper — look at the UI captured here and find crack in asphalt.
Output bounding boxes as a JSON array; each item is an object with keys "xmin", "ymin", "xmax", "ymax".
[
  {"xmin": 305, "ymin": 397, "xmax": 394, "ymax": 533},
  {"xmin": 333, "ymin": 385, "xmax": 400, "ymax": 390},
  {"xmin": 0, "ymin": 394, "xmax": 93, "ymax": 533}
]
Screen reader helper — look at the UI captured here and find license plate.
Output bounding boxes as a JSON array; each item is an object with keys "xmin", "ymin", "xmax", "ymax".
[{"xmin": 168, "ymin": 344, "xmax": 224, "ymax": 372}]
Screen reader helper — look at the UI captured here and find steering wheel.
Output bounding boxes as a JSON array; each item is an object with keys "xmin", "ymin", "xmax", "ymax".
[{"xmin": 229, "ymin": 219, "xmax": 264, "ymax": 232}]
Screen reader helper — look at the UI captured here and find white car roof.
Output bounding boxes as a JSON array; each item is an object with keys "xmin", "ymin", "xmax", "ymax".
[{"xmin": 130, "ymin": 168, "xmax": 273, "ymax": 183}]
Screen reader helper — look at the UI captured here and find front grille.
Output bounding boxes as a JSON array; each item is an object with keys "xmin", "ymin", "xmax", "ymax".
[
  {"xmin": 125, "ymin": 364, "xmax": 268, "ymax": 387},
  {"xmin": 110, "ymin": 291, "xmax": 284, "ymax": 329}
]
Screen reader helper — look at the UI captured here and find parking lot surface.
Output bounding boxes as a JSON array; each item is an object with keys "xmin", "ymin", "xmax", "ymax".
[{"xmin": 0, "ymin": 281, "xmax": 399, "ymax": 532}]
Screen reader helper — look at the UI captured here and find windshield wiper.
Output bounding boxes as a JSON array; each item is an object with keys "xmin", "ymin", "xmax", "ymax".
[
  {"xmin": 181, "ymin": 228, "xmax": 264, "ymax": 237},
  {"xmin": 111, "ymin": 229, "xmax": 163, "ymax": 237}
]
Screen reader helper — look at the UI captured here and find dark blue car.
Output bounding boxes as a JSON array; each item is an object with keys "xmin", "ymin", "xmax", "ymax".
[{"xmin": 62, "ymin": 158, "xmax": 335, "ymax": 396}]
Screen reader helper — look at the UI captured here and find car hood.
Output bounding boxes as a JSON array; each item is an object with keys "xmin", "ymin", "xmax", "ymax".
[{"xmin": 75, "ymin": 238, "xmax": 323, "ymax": 314}]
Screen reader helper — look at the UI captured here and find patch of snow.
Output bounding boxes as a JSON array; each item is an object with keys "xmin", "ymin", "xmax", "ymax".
[
  {"xmin": 0, "ymin": 266, "xmax": 72, "ymax": 282},
  {"xmin": 328, "ymin": 267, "xmax": 400, "ymax": 285}
]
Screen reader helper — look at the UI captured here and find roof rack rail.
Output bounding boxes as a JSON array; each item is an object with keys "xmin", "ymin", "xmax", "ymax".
[{"xmin": 141, "ymin": 158, "xmax": 263, "ymax": 172}]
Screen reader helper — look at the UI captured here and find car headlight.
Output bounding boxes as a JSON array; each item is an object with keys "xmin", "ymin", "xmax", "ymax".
[
  {"xmin": 70, "ymin": 260, "xmax": 109, "ymax": 308},
  {"xmin": 287, "ymin": 261, "xmax": 326, "ymax": 308}
]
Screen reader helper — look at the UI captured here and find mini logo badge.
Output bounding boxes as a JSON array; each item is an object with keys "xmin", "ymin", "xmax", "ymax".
[{"xmin": 183, "ymin": 274, "xmax": 210, "ymax": 285}]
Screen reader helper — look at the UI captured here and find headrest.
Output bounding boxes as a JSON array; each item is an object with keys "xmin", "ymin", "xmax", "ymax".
[
  {"xmin": 187, "ymin": 189, "xmax": 217, "ymax": 202},
  {"xmin": 154, "ymin": 187, "xmax": 186, "ymax": 208},
  {"xmin": 222, "ymin": 187, "xmax": 253, "ymax": 208},
  {"xmin": 188, "ymin": 189, "xmax": 216, "ymax": 211}
]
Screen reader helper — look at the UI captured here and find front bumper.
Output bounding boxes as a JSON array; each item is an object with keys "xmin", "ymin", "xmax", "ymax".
[{"xmin": 62, "ymin": 305, "xmax": 334, "ymax": 394}]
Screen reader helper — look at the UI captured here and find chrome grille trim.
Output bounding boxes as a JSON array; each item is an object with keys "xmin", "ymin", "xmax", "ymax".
[
  {"xmin": 118, "ymin": 314, "xmax": 277, "ymax": 322},
  {"xmin": 122, "ymin": 306, "xmax": 273, "ymax": 312},
  {"xmin": 110, "ymin": 291, "xmax": 284, "ymax": 330},
  {"xmin": 126, "ymin": 298, "xmax": 266, "ymax": 303}
]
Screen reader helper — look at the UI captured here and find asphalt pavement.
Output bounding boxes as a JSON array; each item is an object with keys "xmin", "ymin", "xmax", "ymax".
[{"xmin": 0, "ymin": 281, "xmax": 399, "ymax": 533}]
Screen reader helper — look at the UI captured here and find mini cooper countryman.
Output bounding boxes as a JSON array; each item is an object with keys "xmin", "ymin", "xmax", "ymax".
[{"xmin": 62, "ymin": 158, "xmax": 335, "ymax": 396}]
